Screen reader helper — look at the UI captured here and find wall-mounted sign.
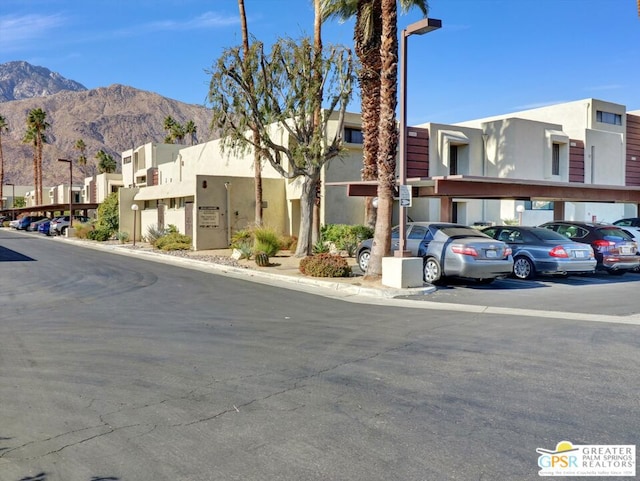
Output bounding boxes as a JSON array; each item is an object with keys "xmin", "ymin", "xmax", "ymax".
[{"xmin": 198, "ymin": 206, "xmax": 220, "ymax": 228}]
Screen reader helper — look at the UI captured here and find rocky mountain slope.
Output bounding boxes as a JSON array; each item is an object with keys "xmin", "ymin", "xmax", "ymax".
[
  {"xmin": 0, "ymin": 61, "xmax": 88, "ymax": 102},
  {"xmin": 0, "ymin": 62, "xmax": 214, "ymax": 187}
]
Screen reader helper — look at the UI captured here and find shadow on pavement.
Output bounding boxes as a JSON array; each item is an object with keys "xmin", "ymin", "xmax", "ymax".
[{"xmin": 0, "ymin": 246, "xmax": 35, "ymax": 262}]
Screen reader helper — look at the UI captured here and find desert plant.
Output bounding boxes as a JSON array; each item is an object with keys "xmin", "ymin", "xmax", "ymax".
[
  {"xmin": 299, "ymin": 253, "xmax": 352, "ymax": 278},
  {"xmin": 156, "ymin": 231, "xmax": 192, "ymax": 251},
  {"xmin": 502, "ymin": 218, "xmax": 519, "ymax": 226},
  {"xmin": 279, "ymin": 235, "xmax": 297, "ymax": 251},
  {"xmin": 116, "ymin": 231, "xmax": 130, "ymax": 244},
  {"xmin": 87, "ymin": 226, "xmax": 112, "ymax": 241},
  {"xmin": 146, "ymin": 224, "xmax": 166, "ymax": 246},
  {"xmin": 253, "ymin": 225, "xmax": 280, "ymax": 257},
  {"xmin": 73, "ymin": 221, "xmax": 94, "ymax": 239},
  {"xmin": 231, "ymin": 229, "xmax": 253, "ymax": 248},
  {"xmin": 235, "ymin": 242, "xmax": 253, "ymax": 259},
  {"xmin": 321, "ymin": 224, "xmax": 374, "ymax": 256},
  {"xmin": 254, "ymin": 252, "xmax": 270, "ymax": 267},
  {"xmin": 312, "ymin": 237, "xmax": 330, "ymax": 254}
]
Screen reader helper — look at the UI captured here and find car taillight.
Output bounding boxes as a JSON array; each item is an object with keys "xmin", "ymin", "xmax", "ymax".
[
  {"xmin": 549, "ymin": 246, "xmax": 569, "ymax": 258},
  {"xmin": 451, "ymin": 244, "xmax": 478, "ymax": 257},
  {"xmin": 593, "ymin": 239, "xmax": 615, "ymax": 250}
]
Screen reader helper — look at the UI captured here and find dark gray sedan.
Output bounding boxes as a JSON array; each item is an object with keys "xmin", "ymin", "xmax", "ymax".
[
  {"xmin": 482, "ymin": 225, "xmax": 596, "ymax": 280},
  {"xmin": 357, "ymin": 222, "xmax": 513, "ymax": 284}
]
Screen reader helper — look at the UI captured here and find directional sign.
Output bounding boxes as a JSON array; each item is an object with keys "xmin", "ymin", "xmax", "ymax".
[{"xmin": 399, "ymin": 185, "xmax": 412, "ymax": 207}]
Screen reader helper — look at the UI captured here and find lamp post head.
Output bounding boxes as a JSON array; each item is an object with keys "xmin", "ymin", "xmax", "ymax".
[
  {"xmin": 404, "ymin": 18, "xmax": 442, "ymax": 37},
  {"xmin": 131, "ymin": 204, "xmax": 139, "ymax": 211},
  {"xmin": 516, "ymin": 205, "xmax": 525, "ymax": 213}
]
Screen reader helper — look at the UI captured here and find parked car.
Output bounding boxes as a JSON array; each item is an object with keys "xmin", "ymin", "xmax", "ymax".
[
  {"xmin": 357, "ymin": 222, "xmax": 513, "ymax": 284},
  {"xmin": 49, "ymin": 215, "xmax": 91, "ymax": 236},
  {"xmin": 612, "ymin": 217, "xmax": 640, "ymax": 228},
  {"xmin": 15, "ymin": 215, "xmax": 48, "ymax": 230},
  {"xmin": 539, "ymin": 221, "xmax": 640, "ymax": 274},
  {"xmin": 38, "ymin": 216, "xmax": 64, "ymax": 236},
  {"xmin": 27, "ymin": 217, "xmax": 51, "ymax": 232},
  {"xmin": 481, "ymin": 225, "xmax": 596, "ymax": 279},
  {"xmin": 0, "ymin": 215, "xmax": 10, "ymax": 225}
]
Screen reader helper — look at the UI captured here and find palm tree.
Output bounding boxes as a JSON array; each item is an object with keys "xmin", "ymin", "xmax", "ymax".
[
  {"xmin": 238, "ymin": 0, "xmax": 264, "ymax": 226},
  {"xmin": 74, "ymin": 139, "xmax": 88, "ymax": 178},
  {"xmin": 96, "ymin": 150, "xmax": 117, "ymax": 173},
  {"xmin": 25, "ymin": 108, "xmax": 49, "ymax": 205},
  {"xmin": 0, "ymin": 115, "xmax": 8, "ymax": 209},
  {"xmin": 185, "ymin": 120, "xmax": 198, "ymax": 145},
  {"xmin": 322, "ymin": 0, "xmax": 427, "ymax": 230}
]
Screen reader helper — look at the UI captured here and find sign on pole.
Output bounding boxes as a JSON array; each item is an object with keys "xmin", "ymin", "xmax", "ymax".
[{"xmin": 399, "ymin": 185, "xmax": 412, "ymax": 207}]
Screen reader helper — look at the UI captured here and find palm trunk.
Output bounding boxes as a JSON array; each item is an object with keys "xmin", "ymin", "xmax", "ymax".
[
  {"xmin": 365, "ymin": 0, "xmax": 398, "ymax": 280},
  {"xmin": 311, "ymin": 0, "xmax": 323, "ymax": 244},
  {"xmin": 239, "ymin": 0, "xmax": 263, "ymax": 226},
  {"xmin": 0, "ymin": 135, "xmax": 4, "ymax": 210}
]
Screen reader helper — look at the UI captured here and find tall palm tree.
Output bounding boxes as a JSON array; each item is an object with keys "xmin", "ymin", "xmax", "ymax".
[
  {"xmin": 96, "ymin": 150, "xmax": 117, "ymax": 173},
  {"xmin": 185, "ymin": 120, "xmax": 198, "ymax": 145},
  {"xmin": 312, "ymin": 0, "xmax": 324, "ymax": 245},
  {"xmin": 238, "ymin": 0, "xmax": 263, "ymax": 226},
  {"xmin": 25, "ymin": 108, "xmax": 49, "ymax": 205},
  {"xmin": 322, "ymin": 0, "xmax": 427, "ymax": 229},
  {"xmin": 74, "ymin": 139, "xmax": 88, "ymax": 178},
  {"xmin": 0, "ymin": 115, "xmax": 8, "ymax": 209}
]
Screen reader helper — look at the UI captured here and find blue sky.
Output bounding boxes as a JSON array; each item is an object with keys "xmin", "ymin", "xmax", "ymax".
[{"xmin": 1, "ymin": 0, "xmax": 638, "ymax": 125}]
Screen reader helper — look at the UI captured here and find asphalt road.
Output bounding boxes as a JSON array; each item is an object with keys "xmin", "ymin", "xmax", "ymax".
[{"xmin": 1, "ymin": 230, "xmax": 639, "ymax": 481}]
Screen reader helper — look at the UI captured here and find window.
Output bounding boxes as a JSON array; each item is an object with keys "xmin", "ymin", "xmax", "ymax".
[
  {"xmin": 596, "ymin": 110, "xmax": 622, "ymax": 126},
  {"xmin": 552, "ymin": 143, "xmax": 560, "ymax": 176},
  {"xmin": 344, "ymin": 127, "xmax": 363, "ymax": 144},
  {"xmin": 449, "ymin": 145, "xmax": 458, "ymax": 175},
  {"xmin": 524, "ymin": 201, "xmax": 554, "ymax": 211},
  {"xmin": 408, "ymin": 225, "xmax": 428, "ymax": 240},
  {"xmin": 123, "ymin": 156, "xmax": 132, "ymax": 164}
]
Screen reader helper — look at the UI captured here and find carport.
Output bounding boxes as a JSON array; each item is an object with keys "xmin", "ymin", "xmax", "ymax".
[
  {"xmin": 0, "ymin": 202, "xmax": 99, "ymax": 220},
  {"xmin": 341, "ymin": 175, "xmax": 640, "ymax": 222}
]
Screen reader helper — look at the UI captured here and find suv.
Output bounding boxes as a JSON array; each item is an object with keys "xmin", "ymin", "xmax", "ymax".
[
  {"xmin": 15, "ymin": 215, "xmax": 48, "ymax": 230},
  {"xmin": 539, "ymin": 221, "xmax": 640, "ymax": 275},
  {"xmin": 49, "ymin": 215, "xmax": 91, "ymax": 236}
]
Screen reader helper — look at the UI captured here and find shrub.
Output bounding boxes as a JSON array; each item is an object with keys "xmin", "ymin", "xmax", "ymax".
[
  {"xmin": 299, "ymin": 253, "xmax": 352, "ymax": 278},
  {"xmin": 87, "ymin": 227, "xmax": 113, "ymax": 241},
  {"xmin": 253, "ymin": 226, "xmax": 281, "ymax": 257},
  {"xmin": 156, "ymin": 232, "xmax": 192, "ymax": 251},
  {"xmin": 95, "ymin": 192, "xmax": 119, "ymax": 235},
  {"xmin": 146, "ymin": 224, "xmax": 166, "ymax": 246},
  {"xmin": 73, "ymin": 222, "xmax": 94, "ymax": 239},
  {"xmin": 116, "ymin": 231, "xmax": 130, "ymax": 243},
  {"xmin": 231, "ymin": 229, "xmax": 253, "ymax": 248},
  {"xmin": 279, "ymin": 235, "xmax": 297, "ymax": 251},
  {"xmin": 320, "ymin": 224, "xmax": 374, "ymax": 256}
]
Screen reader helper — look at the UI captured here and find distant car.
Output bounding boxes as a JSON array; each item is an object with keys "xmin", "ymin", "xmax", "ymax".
[
  {"xmin": 539, "ymin": 221, "xmax": 640, "ymax": 275},
  {"xmin": 0, "ymin": 215, "xmax": 10, "ymax": 225},
  {"xmin": 27, "ymin": 217, "xmax": 51, "ymax": 232},
  {"xmin": 38, "ymin": 217, "xmax": 64, "ymax": 236},
  {"xmin": 356, "ymin": 222, "xmax": 513, "ymax": 284},
  {"xmin": 50, "ymin": 215, "xmax": 91, "ymax": 236},
  {"xmin": 15, "ymin": 215, "xmax": 48, "ymax": 230},
  {"xmin": 612, "ymin": 217, "xmax": 640, "ymax": 228},
  {"xmin": 481, "ymin": 225, "xmax": 596, "ymax": 279}
]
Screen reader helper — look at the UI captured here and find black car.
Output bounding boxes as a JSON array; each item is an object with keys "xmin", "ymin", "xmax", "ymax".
[{"xmin": 539, "ymin": 221, "xmax": 640, "ymax": 275}]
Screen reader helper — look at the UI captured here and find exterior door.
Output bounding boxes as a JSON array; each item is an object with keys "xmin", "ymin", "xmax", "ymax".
[{"xmin": 185, "ymin": 202, "xmax": 193, "ymax": 238}]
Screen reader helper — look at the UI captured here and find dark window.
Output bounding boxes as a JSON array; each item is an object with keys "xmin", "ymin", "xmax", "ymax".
[
  {"xmin": 596, "ymin": 110, "xmax": 622, "ymax": 126},
  {"xmin": 449, "ymin": 145, "xmax": 458, "ymax": 175},
  {"xmin": 524, "ymin": 200, "xmax": 554, "ymax": 211},
  {"xmin": 408, "ymin": 225, "xmax": 428, "ymax": 240},
  {"xmin": 552, "ymin": 143, "xmax": 560, "ymax": 175},
  {"xmin": 344, "ymin": 127, "xmax": 363, "ymax": 144}
]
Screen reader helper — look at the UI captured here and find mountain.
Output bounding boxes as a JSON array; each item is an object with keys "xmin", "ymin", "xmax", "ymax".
[
  {"xmin": 0, "ymin": 61, "xmax": 87, "ymax": 102},
  {"xmin": 0, "ymin": 63, "xmax": 214, "ymax": 187}
]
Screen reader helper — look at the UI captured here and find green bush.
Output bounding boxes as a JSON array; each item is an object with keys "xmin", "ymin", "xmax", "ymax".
[
  {"xmin": 73, "ymin": 222, "xmax": 94, "ymax": 239},
  {"xmin": 320, "ymin": 224, "xmax": 374, "ymax": 256},
  {"xmin": 95, "ymin": 192, "xmax": 119, "ymax": 235},
  {"xmin": 156, "ymin": 232, "xmax": 192, "ymax": 251},
  {"xmin": 299, "ymin": 253, "xmax": 352, "ymax": 278},
  {"xmin": 230, "ymin": 229, "xmax": 253, "ymax": 248},
  {"xmin": 116, "ymin": 231, "xmax": 130, "ymax": 243},
  {"xmin": 87, "ymin": 227, "xmax": 113, "ymax": 241}
]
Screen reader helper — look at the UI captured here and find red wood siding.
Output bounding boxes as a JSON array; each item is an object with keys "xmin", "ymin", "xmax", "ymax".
[
  {"xmin": 406, "ymin": 127, "xmax": 429, "ymax": 178},
  {"xmin": 626, "ymin": 114, "xmax": 640, "ymax": 186},
  {"xmin": 569, "ymin": 139, "xmax": 585, "ymax": 183}
]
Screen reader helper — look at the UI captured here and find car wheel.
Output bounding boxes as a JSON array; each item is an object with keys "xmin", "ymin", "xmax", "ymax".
[
  {"xmin": 61, "ymin": 226, "xmax": 67, "ymax": 236},
  {"xmin": 513, "ymin": 256, "xmax": 535, "ymax": 280},
  {"xmin": 357, "ymin": 249, "xmax": 370, "ymax": 272},
  {"xmin": 607, "ymin": 269, "xmax": 626, "ymax": 276},
  {"xmin": 423, "ymin": 257, "xmax": 441, "ymax": 284}
]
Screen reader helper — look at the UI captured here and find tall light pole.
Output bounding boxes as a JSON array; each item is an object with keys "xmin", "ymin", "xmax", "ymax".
[
  {"xmin": 397, "ymin": 17, "xmax": 441, "ymax": 257},
  {"xmin": 5, "ymin": 182, "xmax": 15, "ymax": 219},
  {"xmin": 131, "ymin": 204, "xmax": 139, "ymax": 246},
  {"xmin": 58, "ymin": 159, "xmax": 73, "ymax": 230}
]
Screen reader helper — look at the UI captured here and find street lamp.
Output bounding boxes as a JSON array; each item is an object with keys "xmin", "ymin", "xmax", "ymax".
[
  {"xmin": 58, "ymin": 159, "xmax": 73, "ymax": 230},
  {"xmin": 516, "ymin": 204, "xmax": 525, "ymax": 226},
  {"xmin": 131, "ymin": 204, "xmax": 139, "ymax": 246},
  {"xmin": 5, "ymin": 182, "xmax": 15, "ymax": 219},
  {"xmin": 397, "ymin": 17, "xmax": 442, "ymax": 257}
]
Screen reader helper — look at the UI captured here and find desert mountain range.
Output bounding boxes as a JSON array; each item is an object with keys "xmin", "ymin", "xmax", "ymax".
[{"xmin": 0, "ymin": 61, "xmax": 214, "ymax": 186}]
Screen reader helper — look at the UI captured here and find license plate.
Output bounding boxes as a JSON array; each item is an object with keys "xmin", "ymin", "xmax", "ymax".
[
  {"xmin": 574, "ymin": 251, "xmax": 585, "ymax": 258},
  {"xmin": 486, "ymin": 249, "xmax": 497, "ymax": 258},
  {"xmin": 620, "ymin": 246, "xmax": 632, "ymax": 255}
]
